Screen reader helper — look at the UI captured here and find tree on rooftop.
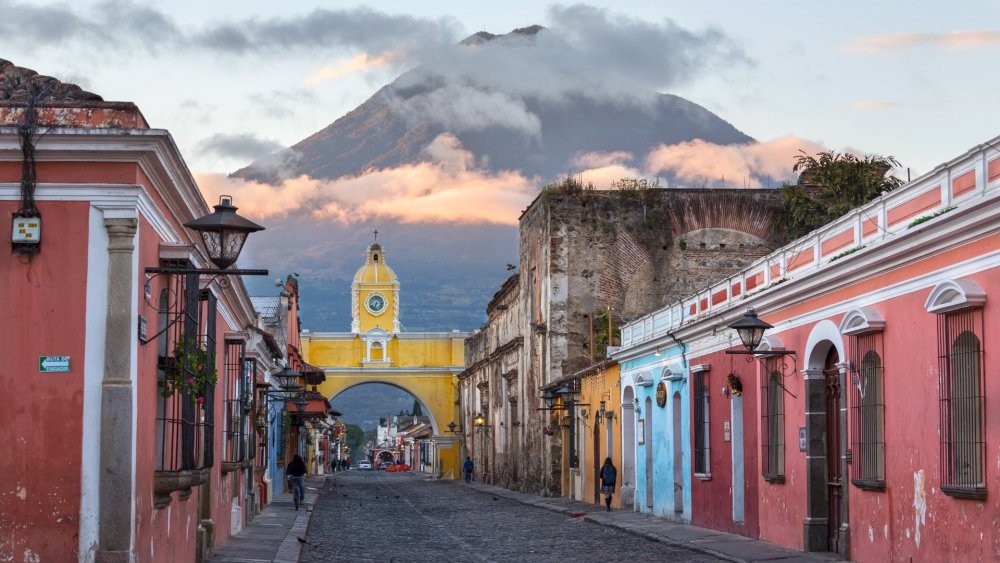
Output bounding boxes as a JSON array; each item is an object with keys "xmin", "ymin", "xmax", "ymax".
[{"xmin": 779, "ymin": 150, "xmax": 903, "ymax": 239}]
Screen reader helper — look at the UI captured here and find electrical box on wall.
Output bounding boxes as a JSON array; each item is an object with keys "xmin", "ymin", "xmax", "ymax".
[{"xmin": 12, "ymin": 215, "xmax": 41, "ymax": 254}]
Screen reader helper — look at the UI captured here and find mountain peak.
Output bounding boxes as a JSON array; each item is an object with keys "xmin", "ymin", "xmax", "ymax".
[{"xmin": 460, "ymin": 25, "xmax": 546, "ymax": 46}]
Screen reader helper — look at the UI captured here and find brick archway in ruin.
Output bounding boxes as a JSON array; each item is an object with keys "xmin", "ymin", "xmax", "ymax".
[{"xmin": 665, "ymin": 189, "xmax": 785, "ymax": 241}]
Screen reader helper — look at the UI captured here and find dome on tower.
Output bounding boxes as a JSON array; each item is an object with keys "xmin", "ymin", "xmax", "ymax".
[{"xmin": 353, "ymin": 242, "xmax": 398, "ymax": 284}]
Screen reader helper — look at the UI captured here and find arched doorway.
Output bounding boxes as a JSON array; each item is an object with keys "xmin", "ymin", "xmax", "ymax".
[
  {"xmin": 802, "ymin": 320, "xmax": 848, "ymax": 556},
  {"xmin": 621, "ymin": 386, "xmax": 635, "ymax": 509}
]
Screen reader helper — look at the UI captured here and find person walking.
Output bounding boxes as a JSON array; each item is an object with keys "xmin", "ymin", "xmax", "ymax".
[
  {"xmin": 286, "ymin": 454, "xmax": 307, "ymax": 510},
  {"xmin": 599, "ymin": 457, "xmax": 617, "ymax": 511},
  {"xmin": 462, "ymin": 456, "xmax": 474, "ymax": 483}
]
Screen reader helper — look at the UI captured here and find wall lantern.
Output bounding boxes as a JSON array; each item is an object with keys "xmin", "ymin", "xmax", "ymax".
[
  {"xmin": 725, "ymin": 307, "xmax": 797, "ymax": 397},
  {"xmin": 728, "ymin": 308, "xmax": 771, "ymax": 353},
  {"xmin": 446, "ymin": 421, "xmax": 463, "ymax": 434},
  {"xmin": 142, "ymin": 196, "xmax": 269, "ymax": 346},
  {"xmin": 474, "ymin": 413, "xmax": 487, "ymax": 427},
  {"xmin": 183, "ymin": 195, "xmax": 265, "ymax": 270},
  {"xmin": 272, "ymin": 365, "xmax": 303, "ymax": 394}
]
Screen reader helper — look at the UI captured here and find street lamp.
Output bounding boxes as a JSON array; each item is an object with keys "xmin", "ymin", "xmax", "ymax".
[
  {"xmin": 183, "ymin": 195, "xmax": 265, "ymax": 270},
  {"xmin": 728, "ymin": 308, "xmax": 772, "ymax": 354},
  {"xmin": 446, "ymin": 421, "xmax": 463, "ymax": 434},
  {"xmin": 474, "ymin": 413, "xmax": 486, "ymax": 428},
  {"xmin": 142, "ymin": 195, "xmax": 268, "ymax": 347}
]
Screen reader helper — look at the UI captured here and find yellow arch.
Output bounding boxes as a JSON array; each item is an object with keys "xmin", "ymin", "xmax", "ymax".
[{"xmin": 304, "ymin": 332, "xmax": 466, "ymax": 480}]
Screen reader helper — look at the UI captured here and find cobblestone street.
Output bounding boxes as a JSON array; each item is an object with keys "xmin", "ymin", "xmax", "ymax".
[{"xmin": 301, "ymin": 471, "xmax": 722, "ymax": 562}]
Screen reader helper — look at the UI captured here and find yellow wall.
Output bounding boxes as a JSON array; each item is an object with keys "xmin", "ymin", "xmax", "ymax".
[{"xmin": 579, "ymin": 363, "xmax": 623, "ymax": 508}]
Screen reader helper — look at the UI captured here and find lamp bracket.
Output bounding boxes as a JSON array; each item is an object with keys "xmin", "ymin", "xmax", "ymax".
[{"xmin": 726, "ymin": 351, "xmax": 798, "ymax": 398}]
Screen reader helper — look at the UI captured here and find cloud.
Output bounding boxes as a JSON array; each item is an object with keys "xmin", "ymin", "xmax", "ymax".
[
  {"xmin": 845, "ymin": 30, "xmax": 1000, "ymax": 53},
  {"xmin": 3, "ymin": 1, "xmax": 743, "ymax": 102},
  {"xmin": 850, "ymin": 100, "xmax": 901, "ymax": 110},
  {"xmin": 247, "ymin": 88, "xmax": 319, "ymax": 119},
  {"xmin": 196, "ymin": 134, "xmax": 537, "ymax": 225},
  {"xmin": 386, "ymin": 84, "xmax": 543, "ymax": 136},
  {"xmin": 570, "ymin": 150, "xmax": 634, "ymax": 169},
  {"xmin": 305, "ymin": 54, "xmax": 395, "ymax": 84},
  {"xmin": 645, "ymin": 136, "xmax": 827, "ymax": 188},
  {"xmin": 196, "ymin": 133, "xmax": 286, "ymax": 161}
]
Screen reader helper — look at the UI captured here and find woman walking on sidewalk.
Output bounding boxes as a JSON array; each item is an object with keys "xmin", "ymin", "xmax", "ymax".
[
  {"xmin": 599, "ymin": 457, "xmax": 617, "ymax": 511},
  {"xmin": 286, "ymin": 454, "xmax": 307, "ymax": 510}
]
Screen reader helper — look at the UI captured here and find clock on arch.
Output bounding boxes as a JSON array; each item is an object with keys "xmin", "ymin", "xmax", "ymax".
[{"xmin": 366, "ymin": 293, "xmax": 387, "ymax": 315}]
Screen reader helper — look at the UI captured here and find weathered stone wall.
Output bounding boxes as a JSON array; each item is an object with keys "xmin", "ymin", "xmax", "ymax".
[
  {"xmin": 457, "ymin": 275, "xmax": 527, "ymax": 490},
  {"xmin": 464, "ymin": 187, "xmax": 787, "ymax": 496}
]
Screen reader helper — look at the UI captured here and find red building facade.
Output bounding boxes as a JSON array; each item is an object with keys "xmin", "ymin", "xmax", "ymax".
[{"xmin": 1, "ymin": 62, "xmax": 267, "ymax": 561}]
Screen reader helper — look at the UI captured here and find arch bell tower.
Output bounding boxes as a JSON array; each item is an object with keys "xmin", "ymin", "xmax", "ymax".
[{"xmin": 351, "ymin": 242, "xmax": 401, "ymax": 363}]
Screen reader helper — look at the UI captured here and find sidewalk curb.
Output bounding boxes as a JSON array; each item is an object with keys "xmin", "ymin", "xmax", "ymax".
[{"xmin": 273, "ymin": 477, "xmax": 324, "ymax": 563}]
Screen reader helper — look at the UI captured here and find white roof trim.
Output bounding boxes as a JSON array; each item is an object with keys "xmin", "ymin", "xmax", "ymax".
[
  {"xmin": 924, "ymin": 279, "xmax": 986, "ymax": 314},
  {"xmin": 838, "ymin": 307, "xmax": 886, "ymax": 336}
]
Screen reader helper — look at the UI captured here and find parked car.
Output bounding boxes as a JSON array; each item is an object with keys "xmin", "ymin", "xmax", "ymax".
[
  {"xmin": 385, "ymin": 463, "xmax": 410, "ymax": 473},
  {"xmin": 357, "ymin": 461, "xmax": 372, "ymax": 470},
  {"xmin": 378, "ymin": 461, "xmax": 393, "ymax": 471}
]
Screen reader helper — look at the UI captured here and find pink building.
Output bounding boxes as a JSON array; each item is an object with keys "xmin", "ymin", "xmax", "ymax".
[
  {"xmin": 620, "ymin": 135, "xmax": 1000, "ymax": 561},
  {"xmin": 1, "ymin": 62, "xmax": 267, "ymax": 561}
]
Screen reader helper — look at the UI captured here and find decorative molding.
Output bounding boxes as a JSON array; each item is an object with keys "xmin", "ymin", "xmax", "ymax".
[
  {"xmin": 838, "ymin": 306, "xmax": 886, "ymax": 336},
  {"xmin": 690, "ymin": 363, "xmax": 711, "ymax": 374},
  {"xmin": 924, "ymin": 278, "xmax": 986, "ymax": 314},
  {"xmin": 634, "ymin": 371, "xmax": 655, "ymax": 387}
]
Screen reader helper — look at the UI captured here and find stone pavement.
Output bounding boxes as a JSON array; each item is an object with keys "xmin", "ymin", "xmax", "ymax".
[
  {"xmin": 207, "ymin": 475, "xmax": 323, "ymax": 563},
  {"xmin": 461, "ymin": 479, "xmax": 846, "ymax": 563},
  {"xmin": 212, "ymin": 471, "xmax": 845, "ymax": 563}
]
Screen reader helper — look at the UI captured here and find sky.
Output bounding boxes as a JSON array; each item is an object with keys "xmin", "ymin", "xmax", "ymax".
[{"xmin": 3, "ymin": 1, "xmax": 999, "ymax": 234}]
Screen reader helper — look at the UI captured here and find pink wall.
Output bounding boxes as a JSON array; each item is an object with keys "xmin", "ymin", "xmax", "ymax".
[
  {"xmin": 752, "ymin": 242, "xmax": 1000, "ymax": 561},
  {"xmin": 0, "ymin": 200, "xmax": 90, "ymax": 560},
  {"xmin": 689, "ymin": 350, "xmax": 760, "ymax": 538}
]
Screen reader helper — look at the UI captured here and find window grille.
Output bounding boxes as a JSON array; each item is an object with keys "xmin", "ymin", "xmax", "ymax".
[
  {"xmin": 760, "ymin": 357, "xmax": 785, "ymax": 482},
  {"xmin": 693, "ymin": 369, "xmax": 710, "ymax": 475},
  {"xmin": 155, "ymin": 273, "xmax": 217, "ymax": 472},
  {"xmin": 255, "ymin": 380, "xmax": 269, "ymax": 465},
  {"xmin": 223, "ymin": 340, "xmax": 249, "ymax": 464},
  {"xmin": 847, "ymin": 331, "xmax": 885, "ymax": 490},
  {"xmin": 568, "ymin": 401, "xmax": 579, "ymax": 469},
  {"xmin": 937, "ymin": 307, "xmax": 986, "ymax": 499}
]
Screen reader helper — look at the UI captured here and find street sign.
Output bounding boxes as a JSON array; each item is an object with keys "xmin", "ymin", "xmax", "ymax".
[{"xmin": 39, "ymin": 356, "xmax": 70, "ymax": 373}]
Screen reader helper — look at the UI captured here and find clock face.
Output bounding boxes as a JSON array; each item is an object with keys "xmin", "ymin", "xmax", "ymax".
[{"xmin": 367, "ymin": 294, "xmax": 386, "ymax": 314}]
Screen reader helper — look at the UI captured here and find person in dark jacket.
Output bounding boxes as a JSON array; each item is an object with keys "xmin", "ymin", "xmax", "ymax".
[
  {"xmin": 286, "ymin": 454, "xmax": 307, "ymax": 509},
  {"xmin": 599, "ymin": 457, "xmax": 617, "ymax": 511},
  {"xmin": 462, "ymin": 456, "xmax": 474, "ymax": 483}
]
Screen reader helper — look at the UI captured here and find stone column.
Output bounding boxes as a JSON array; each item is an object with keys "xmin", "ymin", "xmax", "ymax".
[
  {"xmin": 802, "ymin": 368, "xmax": 827, "ymax": 552},
  {"xmin": 96, "ymin": 217, "xmax": 138, "ymax": 563}
]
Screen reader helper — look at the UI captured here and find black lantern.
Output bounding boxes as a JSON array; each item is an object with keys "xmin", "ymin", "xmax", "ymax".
[
  {"xmin": 272, "ymin": 365, "xmax": 303, "ymax": 394},
  {"xmin": 474, "ymin": 413, "xmax": 486, "ymax": 427},
  {"xmin": 728, "ymin": 308, "xmax": 772, "ymax": 353},
  {"xmin": 184, "ymin": 195, "xmax": 265, "ymax": 270},
  {"xmin": 446, "ymin": 421, "xmax": 462, "ymax": 434},
  {"xmin": 292, "ymin": 394, "xmax": 309, "ymax": 414}
]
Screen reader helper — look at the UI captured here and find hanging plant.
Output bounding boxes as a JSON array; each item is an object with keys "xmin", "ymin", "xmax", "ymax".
[
  {"xmin": 158, "ymin": 337, "xmax": 217, "ymax": 409},
  {"xmin": 727, "ymin": 373, "xmax": 743, "ymax": 397}
]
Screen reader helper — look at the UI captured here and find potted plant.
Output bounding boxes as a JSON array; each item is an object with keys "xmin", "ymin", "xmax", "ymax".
[{"xmin": 158, "ymin": 337, "xmax": 217, "ymax": 409}]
